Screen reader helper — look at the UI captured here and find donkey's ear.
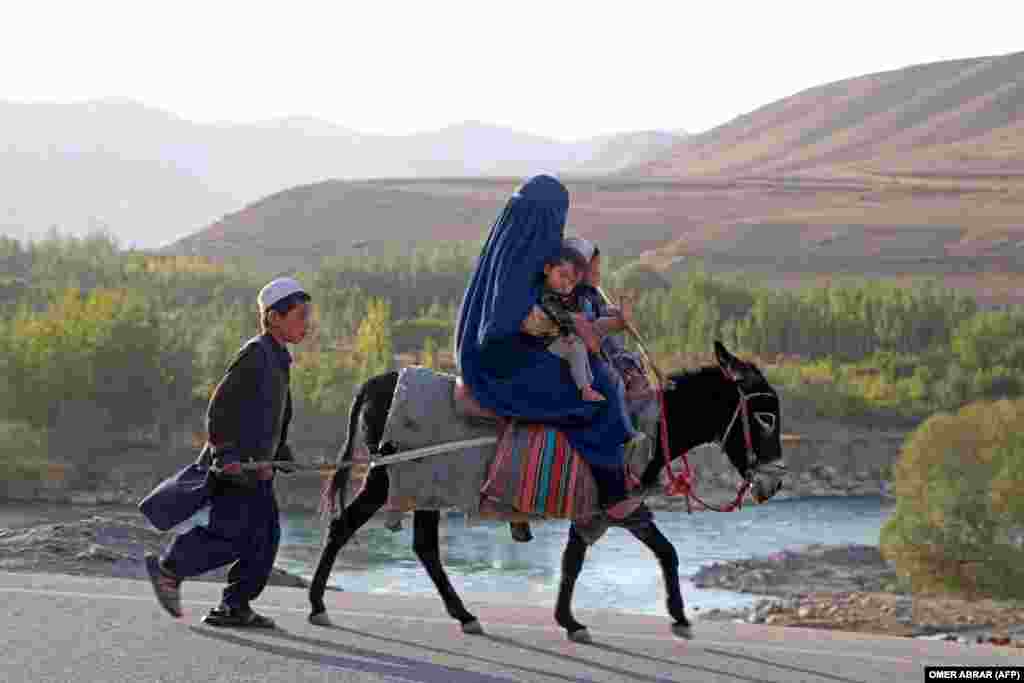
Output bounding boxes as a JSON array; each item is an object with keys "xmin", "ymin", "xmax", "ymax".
[
  {"xmin": 714, "ymin": 340, "xmax": 744, "ymax": 377},
  {"xmin": 716, "ymin": 339, "xmax": 749, "ymax": 382}
]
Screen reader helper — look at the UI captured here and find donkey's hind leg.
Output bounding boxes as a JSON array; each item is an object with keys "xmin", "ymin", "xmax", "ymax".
[
  {"xmin": 627, "ymin": 519, "xmax": 693, "ymax": 639},
  {"xmin": 309, "ymin": 466, "xmax": 389, "ymax": 622},
  {"xmin": 554, "ymin": 523, "xmax": 591, "ymax": 641},
  {"xmin": 412, "ymin": 510, "xmax": 481, "ymax": 634}
]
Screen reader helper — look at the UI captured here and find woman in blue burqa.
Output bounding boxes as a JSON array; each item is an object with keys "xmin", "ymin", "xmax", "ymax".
[{"xmin": 455, "ymin": 174, "xmax": 639, "ymax": 520}]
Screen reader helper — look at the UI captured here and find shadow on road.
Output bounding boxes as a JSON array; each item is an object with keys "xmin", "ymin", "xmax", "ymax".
[
  {"xmin": 288, "ymin": 620, "xmax": 851, "ymax": 683},
  {"xmin": 582, "ymin": 639, "xmax": 867, "ymax": 683},
  {"xmin": 697, "ymin": 645, "xmax": 867, "ymax": 683},
  {"xmin": 190, "ymin": 619, "xmax": 869, "ymax": 683},
  {"xmin": 188, "ymin": 625, "xmax": 520, "ymax": 683},
  {"xmin": 258, "ymin": 625, "xmax": 589, "ymax": 683},
  {"xmin": 482, "ymin": 632, "xmax": 761, "ymax": 683}
]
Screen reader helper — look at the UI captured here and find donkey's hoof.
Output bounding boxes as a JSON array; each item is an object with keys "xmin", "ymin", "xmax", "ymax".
[
  {"xmin": 461, "ymin": 619, "xmax": 484, "ymax": 635},
  {"xmin": 671, "ymin": 622, "xmax": 694, "ymax": 639},
  {"xmin": 567, "ymin": 628, "xmax": 592, "ymax": 643},
  {"xmin": 308, "ymin": 611, "xmax": 332, "ymax": 627}
]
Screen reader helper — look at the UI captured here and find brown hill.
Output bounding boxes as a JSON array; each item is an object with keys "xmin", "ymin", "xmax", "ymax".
[
  {"xmin": 166, "ymin": 175, "xmax": 1024, "ymax": 308},
  {"xmin": 617, "ymin": 52, "xmax": 1024, "ymax": 305},
  {"xmin": 169, "ymin": 179, "xmax": 509, "ymax": 271},
  {"xmin": 166, "ymin": 178, "xmax": 686, "ymax": 271},
  {"xmin": 168, "ymin": 52, "xmax": 1024, "ymax": 306},
  {"xmin": 633, "ymin": 52, "xmax": 1024, "ymax": 179}
]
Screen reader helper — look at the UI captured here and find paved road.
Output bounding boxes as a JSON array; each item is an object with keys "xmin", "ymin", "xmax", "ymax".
[{"xmin": 1, "ymin": 571, "xmax": 1020, "ymax": 682}]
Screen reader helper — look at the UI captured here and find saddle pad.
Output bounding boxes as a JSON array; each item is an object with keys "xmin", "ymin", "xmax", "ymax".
[
  {"xmin": 358, "ymin": 366, "xmax": 656, "ymax": 521},
  {"xmin": 373, "ymin": 366, "xmax": 497, "ymax": 514},
  {"xmin": 480, "ymin": 423, "xmax": 596, "ymax": 519}
]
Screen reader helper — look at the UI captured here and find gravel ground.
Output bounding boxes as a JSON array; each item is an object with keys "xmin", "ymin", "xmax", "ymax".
[
  {"xmin": 0, "ymin": 510, "xmax": 308, "ymax": 589},
  {"xmin": 691, "ymin": 543, "xmax": 1024, "ymax": 648}
]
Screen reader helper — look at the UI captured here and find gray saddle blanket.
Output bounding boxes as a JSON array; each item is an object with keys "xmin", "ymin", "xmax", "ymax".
[
  {"xmin": 369, "ymin": 367, "xmax": 659, "ymax": 527},
  {"xmin": 376, "ymin": 367, "xmax": 498, "ymax": 515}
]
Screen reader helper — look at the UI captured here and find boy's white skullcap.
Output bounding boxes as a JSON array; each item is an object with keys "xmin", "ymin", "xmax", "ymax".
[{"xmin": 258, "ymin": 277, "xmax": 307, "ymax": 312}]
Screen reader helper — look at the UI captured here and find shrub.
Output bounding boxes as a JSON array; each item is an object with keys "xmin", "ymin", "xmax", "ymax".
[
  {"xmin": 880, "ymin": 399, "xmax": 1024, "ymax": 599},
  {"xmin": 0, "ymin": 421, "xmax": 52, "ymax": 481}
]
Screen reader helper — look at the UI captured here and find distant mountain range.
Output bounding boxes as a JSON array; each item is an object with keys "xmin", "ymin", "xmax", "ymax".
[
  {"xmin": 632, "ymin": 51, "xmax": 1024, "ymax": 178},
  {"xmin": 8, "ymin": 48, "xmax": 1024, "ymax": 276},
  {"xmin": 0, "ymin": 98, "xmax": 684, "ymax": 247}
]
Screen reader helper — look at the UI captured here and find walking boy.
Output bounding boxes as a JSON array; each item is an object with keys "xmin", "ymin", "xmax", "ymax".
[{"xmin": 145, "ymin": 277, "xmax": 310, "ymax": 627}]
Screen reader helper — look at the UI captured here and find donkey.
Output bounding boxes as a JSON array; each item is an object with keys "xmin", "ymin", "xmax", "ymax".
[{"xmin": 307, "ymin": 341, "xmax": 785, "ymax": 642}]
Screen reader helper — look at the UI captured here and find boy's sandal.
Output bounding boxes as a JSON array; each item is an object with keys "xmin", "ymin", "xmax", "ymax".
[
  {"xmin": 145, "ymin": 554, "xmax": 182, "ymax": 618},
  {"xmin": 243, "ymin": 613, "xmax": 276, "ymax": 628},
  {"xmin": 202, "ymin": 607, "xmax": 276, "ymax": 628}
]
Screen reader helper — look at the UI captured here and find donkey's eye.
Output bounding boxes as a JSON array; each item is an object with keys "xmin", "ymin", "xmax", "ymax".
[{"xmin": 754, "ymin": 412, "xmax": 777, "ymax": 434}]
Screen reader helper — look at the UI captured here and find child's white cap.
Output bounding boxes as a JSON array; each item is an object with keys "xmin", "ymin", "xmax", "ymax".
[
  {"xmin": 564, "ymin": 236, "xmax": 597, "ymax": 263},
  {"xmin": 258, "ymin": 277, "xmax": 308, "ymax": 313}
]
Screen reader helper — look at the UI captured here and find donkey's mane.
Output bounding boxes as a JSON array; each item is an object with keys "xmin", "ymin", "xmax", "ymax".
[{"xmin": 666, "ymin": 365, "xmax": 722, "ymax": 386}]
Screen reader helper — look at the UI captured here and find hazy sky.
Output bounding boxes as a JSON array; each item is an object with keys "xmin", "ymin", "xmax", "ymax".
[{"xmin": 3, "ymin": 1, "xmax": 1021, "ymax": 140}]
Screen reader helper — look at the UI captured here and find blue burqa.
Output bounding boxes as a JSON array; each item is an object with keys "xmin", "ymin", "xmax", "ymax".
[{"xmin": 455, "ymin": 174, "xmax": 630, "ymax": 467}]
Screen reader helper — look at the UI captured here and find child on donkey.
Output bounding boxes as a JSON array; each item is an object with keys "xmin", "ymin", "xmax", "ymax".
[
  {"xmin": 524, "ymin": 246, "xmax": 607, "ymax": 402},
  {"xmin": 564, "ymin": 236, "xmax": 656, "ymax": 426},
  {"xmin": 144, "ymin": 277, "xmax": 310, "ymax": 627}
]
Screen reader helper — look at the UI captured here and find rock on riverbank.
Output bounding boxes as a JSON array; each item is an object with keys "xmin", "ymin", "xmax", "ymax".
[
  {"xmin": 693, "ymin": 543, "xmax": 902, "ymax": 595},
  {"xmin": 692, "ymin": 543, "xmax": 1024, "ymax": 646},
  {"xmin": 0, "ymin": 512, "xmax": 308, "ymax": 589}
]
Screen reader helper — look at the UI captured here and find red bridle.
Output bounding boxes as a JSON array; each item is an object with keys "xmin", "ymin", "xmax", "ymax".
[{"xmin": 656, "ymin": 369, "xmax": 773, "ymax": 513}]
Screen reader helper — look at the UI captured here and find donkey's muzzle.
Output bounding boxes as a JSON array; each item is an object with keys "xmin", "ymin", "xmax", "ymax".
[{"xmin": 750, "ymin": 463, "xmax": 786, "ymax": 504}]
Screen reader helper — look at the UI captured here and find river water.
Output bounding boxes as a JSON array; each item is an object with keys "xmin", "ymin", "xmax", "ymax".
[
  {"xmin": 0, "ymin": 495, "xmax": 893, "ymax": 616},
  {"xmin": 273, "ymin": 495, "xmax": 894, "ymax": 615}
]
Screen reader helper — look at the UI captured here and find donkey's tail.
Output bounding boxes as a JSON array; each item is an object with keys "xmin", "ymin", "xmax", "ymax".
[{"xmin": 319, "ymin": 380, "xmax": 368, "ymax": 520}]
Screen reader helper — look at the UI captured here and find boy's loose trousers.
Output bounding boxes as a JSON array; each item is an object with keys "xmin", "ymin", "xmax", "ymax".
[{"xmin": 161, "ymin": 480, "xmax": 280, "ymax": 611}]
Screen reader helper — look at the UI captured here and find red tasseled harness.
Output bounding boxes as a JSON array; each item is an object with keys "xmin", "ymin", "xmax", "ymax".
[{"xmin": 655, "ymin": 367, "xmax": 773, "ymax": 513}]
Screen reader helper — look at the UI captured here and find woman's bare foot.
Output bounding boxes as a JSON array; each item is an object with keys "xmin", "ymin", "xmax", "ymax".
[
  {"xmin": 581, "ymin": 386, "xmax": 606, "ymax": 402},
  {"xmin": 625, "ymin": 371, "xmax": 656, "ymax": 402},
  {"xmin": 626, "ymin": 385, "xmax": 656, "ymax": 402}
]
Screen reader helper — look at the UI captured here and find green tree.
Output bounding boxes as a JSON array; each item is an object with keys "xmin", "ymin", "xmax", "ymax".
[
  {"xmin": 2, "ymin": 287, "xmax": 186, "ymax": 459},
  {"xmin": 356, "ymin": 298, "xmax": 393, "ymax": 378},
  {"xmin": 880, "ymin": 399, "xmax": 1024, "ymax": 599},
  {"xmin": 421, "ymin": 336, "xmax": 438, "ymax": 369},
  {"xmin": 952, "ymin": 311, "xmax": 1024, "ymax": 371}
]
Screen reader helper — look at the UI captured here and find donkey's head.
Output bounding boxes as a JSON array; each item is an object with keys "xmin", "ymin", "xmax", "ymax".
[{"xmin": 659, "ymin": 341, "xmax": 785, "ymax": 504}]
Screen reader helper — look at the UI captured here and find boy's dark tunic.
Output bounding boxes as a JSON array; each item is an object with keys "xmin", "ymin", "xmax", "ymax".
[{"xmin": 161, "ymin": 333, "xmax": 293, "ymax": 611}]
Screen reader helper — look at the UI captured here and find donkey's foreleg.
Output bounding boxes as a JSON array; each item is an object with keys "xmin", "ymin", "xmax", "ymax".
[
  {"xmin": 412, "ymin": 510, "xmax": 481, "ymax": 634},
  {"xmin": 628, "ymin": 520, "xmax": 693, "ymax": 638},
  {"xmin": 309, "ymin": 466, "xmax": 389, "ymax": 620},
  {"xmin": 554, "ymin": 524, "xmax": 591, "ymax": 641}
]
